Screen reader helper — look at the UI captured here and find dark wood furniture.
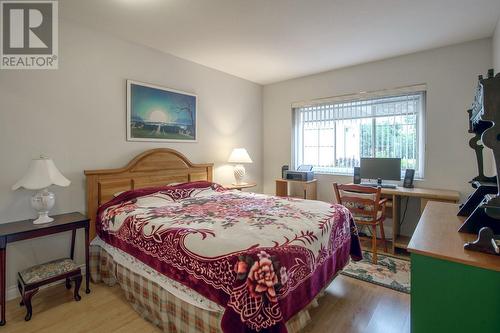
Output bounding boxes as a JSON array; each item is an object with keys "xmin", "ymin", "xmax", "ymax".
[
  {"xmin": 334, "ymin": 183, "xmax": 388, "ymax": 264},
  {"xmin": 18, "ymin": 258, "xmax": 82, "ymax": 321},
  {"xmin": 275, "ymin": 178, "xmax": 317, "ymax": 200},
  {"xmin": 408, "ymin": 202, "xmax": 500, "ymax": 332},
  {"xmin": 458, "ymin": 181, "xmax": 497, "ymax": 216},
  {"xmin": 0, "ymin": 212, "xmax": 90, "ymax": 326},
  {"xmin": 460, "ymin": 69, "xmax": 500, "ymax": 234}
]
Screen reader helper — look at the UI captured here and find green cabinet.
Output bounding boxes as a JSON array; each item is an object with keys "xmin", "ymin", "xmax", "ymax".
[{"xmin": 411, "ymin": 253, "xmax": 500, "ymax": 333}]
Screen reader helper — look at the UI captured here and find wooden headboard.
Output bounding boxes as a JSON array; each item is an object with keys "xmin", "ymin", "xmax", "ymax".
[{"xmin": 84, "ymin": 148, "xmax": 213, "ymax": 240}]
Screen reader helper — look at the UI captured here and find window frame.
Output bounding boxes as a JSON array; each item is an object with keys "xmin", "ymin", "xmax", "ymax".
[{"xmin": 291, "ymin": 88, "xmax": 426, "ymax": 179}]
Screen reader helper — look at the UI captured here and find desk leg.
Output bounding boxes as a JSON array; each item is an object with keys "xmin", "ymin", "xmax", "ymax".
[
  {"xmin": 392, "ymin": 195, "xmax": 400, "ymax": 254},
  {"xmin": 0, "ymin": 247, "xmax": 6, "ymax": 326},
  {"xmin": 84, "ymin": 226, "xmax": 90, "ymax": 294},
  {"xmin": 420, "ymin": 198, "xmax": 431, "ymax": 213}
]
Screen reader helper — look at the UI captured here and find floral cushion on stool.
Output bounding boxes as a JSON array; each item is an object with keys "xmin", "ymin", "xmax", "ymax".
[{"xmin": 19, "ymin": 258, "xmax": 79, "ymax": 285}]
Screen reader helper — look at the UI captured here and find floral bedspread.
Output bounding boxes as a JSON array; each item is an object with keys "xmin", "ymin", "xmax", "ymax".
[{"xmin": 97, "ymin": 181, "xmax": 362, "ymax": 332}]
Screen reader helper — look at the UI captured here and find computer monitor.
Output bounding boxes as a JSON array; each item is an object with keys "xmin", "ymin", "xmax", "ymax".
[{"xmin": 360, "ymin": 158, "xmax": 401, "ymax": 184}]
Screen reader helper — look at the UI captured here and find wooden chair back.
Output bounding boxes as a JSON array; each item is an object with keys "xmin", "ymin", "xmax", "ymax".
[{"xmin": 333, "ymin": 183, "xmax": 382, "ymax": 223}]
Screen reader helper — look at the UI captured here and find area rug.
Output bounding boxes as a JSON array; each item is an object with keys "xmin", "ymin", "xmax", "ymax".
[{"xmin": 341, "ymin": 251, "xmax": 410, "ymax": 293}]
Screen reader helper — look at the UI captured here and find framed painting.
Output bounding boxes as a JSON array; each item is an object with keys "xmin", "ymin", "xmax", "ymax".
[{"xmin": 127, "ymin": 80, "xmax": 197, "ymax": 142}]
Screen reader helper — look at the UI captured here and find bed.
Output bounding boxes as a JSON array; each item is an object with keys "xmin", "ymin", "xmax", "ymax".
[{"xmin": 85, "ymin": 148, "xmax": 362, "ymax": 333}]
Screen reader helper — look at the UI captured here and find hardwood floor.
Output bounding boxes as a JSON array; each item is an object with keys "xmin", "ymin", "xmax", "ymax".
[
  {"xmin": 305, "ymin": 276, "xmax": 410, "ymax": 333},
  {"xmin": 1, "ymin": 275, "xmax": 409, "ymax": 333}
]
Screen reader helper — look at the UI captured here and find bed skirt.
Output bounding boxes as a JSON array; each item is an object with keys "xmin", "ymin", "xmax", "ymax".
[{"xmin": 90, "ymin": 244, "xmax": 323, "ymax": 333}]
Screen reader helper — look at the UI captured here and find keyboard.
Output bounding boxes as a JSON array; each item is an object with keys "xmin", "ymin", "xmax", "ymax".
[{"xmin": 359, "ymin": 182, "xmax": 397, "ymax": 189}]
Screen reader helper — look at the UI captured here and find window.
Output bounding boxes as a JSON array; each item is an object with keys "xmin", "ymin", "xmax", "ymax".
[{"xmin": 293, "ymin": 89, "xmax": 425, "ymax": 178}]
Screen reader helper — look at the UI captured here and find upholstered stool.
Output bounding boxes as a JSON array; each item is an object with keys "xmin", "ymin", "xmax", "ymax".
[{"xmin": 17, "ymin": 258, "xmax": 82, "ymax": 321}]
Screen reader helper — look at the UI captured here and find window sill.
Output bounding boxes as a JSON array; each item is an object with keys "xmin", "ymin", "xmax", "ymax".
[{"xmin": 313, "ymin": 172, "xmax": 352, "ymax": 177}]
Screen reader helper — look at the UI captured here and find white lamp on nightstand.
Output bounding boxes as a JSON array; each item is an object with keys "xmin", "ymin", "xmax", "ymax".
[
  {"xmin": 12, "ymin": 156, "xmax": 71, "ymax": 224},
  {"xmin": 228, "ymin": 148, "xmax": 253, "ymax": 185}
]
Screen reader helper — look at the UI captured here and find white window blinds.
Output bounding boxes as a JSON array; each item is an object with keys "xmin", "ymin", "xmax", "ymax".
[{"xmin": 293, "ymin": 90, "xmax": 425, "ymax": 177}]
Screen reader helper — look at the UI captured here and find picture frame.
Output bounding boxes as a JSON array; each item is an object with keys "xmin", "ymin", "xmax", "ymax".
[{"xmin": 126, "ymin": 80, "xmax": 198, "ymax": 142}]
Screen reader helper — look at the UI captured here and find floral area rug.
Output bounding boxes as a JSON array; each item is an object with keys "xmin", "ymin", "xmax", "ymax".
[{"xmin": 340, "ymin": 251, "xmax": 410, "ymax": 293}]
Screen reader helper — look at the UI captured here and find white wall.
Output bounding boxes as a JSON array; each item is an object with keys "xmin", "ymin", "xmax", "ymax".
[
  {"xmin": 494, "ymin": 17, "xmax": 500, "ymax": 72},
  {"xmin": 263, "ymin": 38, "xmax": 493, "ymax": 236},
  {"xmin": 0, "ymin": 19, "xmax": 262, "ymax": 295}
]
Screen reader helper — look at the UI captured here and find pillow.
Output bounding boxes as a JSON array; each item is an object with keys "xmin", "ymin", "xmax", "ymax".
[
  {"xmin": 112, "ymin": 182, "xmax": 185, "ymax": 197},
  {"xmin": 113, "ymin": 191, "xmax": 125, "ymax": 198}
]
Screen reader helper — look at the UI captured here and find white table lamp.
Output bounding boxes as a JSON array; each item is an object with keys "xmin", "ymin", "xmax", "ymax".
[
  {"xmin": 228, "ymin": 148, "xmax": 253, "ymax": 185},
  {"xmin": 12, "ymin": 156, "xmax": 71, "ymax": 224}
]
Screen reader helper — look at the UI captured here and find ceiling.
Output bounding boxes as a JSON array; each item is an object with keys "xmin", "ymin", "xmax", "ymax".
[{"xmin": 61, "ymin": 0, "xmax": 500, "ymax": 85}]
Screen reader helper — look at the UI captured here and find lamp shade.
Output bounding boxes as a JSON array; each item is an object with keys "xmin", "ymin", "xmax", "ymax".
[
  {"xmin": 12, "ymin": 157, "xmax": 71, "ymax": 191},
  {"xmin": 228, "ymin": 148, "xmax": 252, "ymax": 164}
]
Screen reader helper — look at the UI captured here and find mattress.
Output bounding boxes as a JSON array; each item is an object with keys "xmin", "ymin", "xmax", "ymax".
[
  {"xmin": 91, "ymin": 236, "xmax": 224, "ymax": 312},
  {"xmin": 89, "ymin": 242, "xmax": 319, "ymax": 333}
]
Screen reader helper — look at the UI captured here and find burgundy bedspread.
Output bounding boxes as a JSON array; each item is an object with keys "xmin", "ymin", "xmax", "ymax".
[{"xmin": 96, "ymin": 181, "xmax": 361, "ymax": 332}]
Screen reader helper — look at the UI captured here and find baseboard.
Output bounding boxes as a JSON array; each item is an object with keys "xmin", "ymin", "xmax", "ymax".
[{"xmin": 6, "ymin": 264, "xmax": 87, "ymax": 301}]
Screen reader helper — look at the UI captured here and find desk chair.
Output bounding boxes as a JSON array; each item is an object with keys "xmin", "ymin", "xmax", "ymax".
[{"xmin": 333, "ymin": 183, "xmax": 388, "ymax": 264}]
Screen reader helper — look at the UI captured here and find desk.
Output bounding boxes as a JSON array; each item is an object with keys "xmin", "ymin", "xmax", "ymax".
[
  {"xmin": 408, "ymin": 202, "xmax": 500, "ymax": 332},
  {"xmin": 385, "ymin": 186, "xmax": 459, "ymax": 252},
  {"xmin": 0, "ymin": 212, "xmax": 90, "ymax": 326},
  {"xmin": 349, "ymin": 185, "xmax": 460, "ymax": 252}
]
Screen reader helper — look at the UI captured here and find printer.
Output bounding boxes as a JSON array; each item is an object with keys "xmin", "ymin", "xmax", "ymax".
[{"xmin": 284, "ymin": 165, "xmax": 314, "ymax": 181}]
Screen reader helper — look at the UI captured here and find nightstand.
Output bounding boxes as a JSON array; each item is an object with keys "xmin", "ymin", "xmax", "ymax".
[
  {"xmin": 224, "ymin": 182, "xmax": 257, "ymax": 191},
  {"xmin": 275, "ymin": 179, "xmax": 317, "ymax": 200},
  {"xmin": 0, "ymin": 212, "xmax": 90, "ymax": 326}
]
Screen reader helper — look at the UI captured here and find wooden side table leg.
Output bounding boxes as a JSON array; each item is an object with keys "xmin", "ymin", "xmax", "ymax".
[
  {"xmin": 66, "ymin": 229, "xmax": 77, "ymax": 290},
  {"xmin": 0, "ymin": 247, "xmax": 6, "ymax": 326},
  {"xmin": 85, "ymin": 226, "xmax": 90, "ymax": 294},
  {"xmin": 70, "ymin": 229, "xmax": 76, "ymax": 260}
]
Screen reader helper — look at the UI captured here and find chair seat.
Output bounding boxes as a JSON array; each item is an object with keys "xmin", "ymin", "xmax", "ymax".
[
  {"xmin": 19, "ymin": 258, "xmax": 79, "ymax": 285},
  {"xmin": 352, "ymin": 210, "xmax": 383, "ymax": 222}
]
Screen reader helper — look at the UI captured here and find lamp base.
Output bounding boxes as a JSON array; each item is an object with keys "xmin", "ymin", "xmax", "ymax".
[
  {"xmin": 233, "ymin": 164, "xmax": 246, "ymax": 185},
  {"xmin": 33, "ymin": 213, "xmax": 54, "ymax": 225},
  {"xmin": 31, "ymin": 188, "xmax": 55, "ymax": 225}
]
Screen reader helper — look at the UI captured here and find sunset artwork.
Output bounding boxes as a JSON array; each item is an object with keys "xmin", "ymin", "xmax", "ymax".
[{"xmin": 127, "ymin": 80, "xmax": 197, "ymax": 142}]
